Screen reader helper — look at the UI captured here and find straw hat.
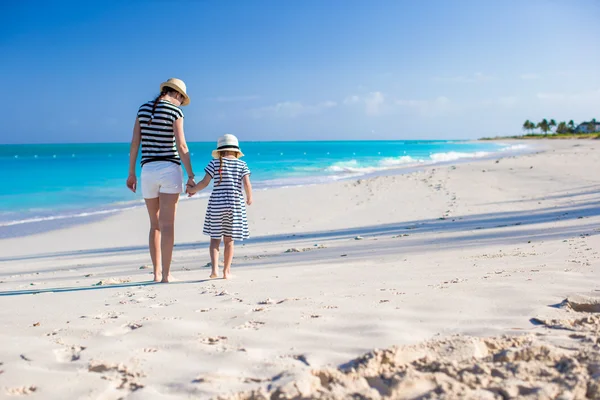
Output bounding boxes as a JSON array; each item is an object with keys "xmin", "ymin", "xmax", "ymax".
[
  {"xmin": 212, "ymin": 134, "xmax": 244, "ymax": 158},
  {"xmin": 159, "ymin": 78, "xmax": 190, "ymax": 106}
]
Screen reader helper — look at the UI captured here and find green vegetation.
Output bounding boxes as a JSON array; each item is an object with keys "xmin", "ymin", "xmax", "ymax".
[
  {"xmin": 481, "ymin": 133, "xmax": 600, "ymax": 140},
  {"xmin": 482, "ymin": 118, "xmax": 599, "ymax": 140}
]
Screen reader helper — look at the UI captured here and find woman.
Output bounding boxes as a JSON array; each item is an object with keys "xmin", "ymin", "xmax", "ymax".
[{"xmin": 126, "ymin": 78, "xmax": 195, "ymax": 283}]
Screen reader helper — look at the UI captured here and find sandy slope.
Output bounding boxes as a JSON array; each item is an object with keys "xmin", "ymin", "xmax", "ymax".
[{"xmin": 0, "ymin": 140, "xmax": 598, "ymax": 399}]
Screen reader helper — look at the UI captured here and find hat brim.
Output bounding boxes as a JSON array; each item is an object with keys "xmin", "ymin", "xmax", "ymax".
[
  {"xmin": 212, "ymin": 149, "xmax": 244, "ymax": 159},
  {"xmin": 160, "ymin": 82, "xmax": 190, "ymax": 106}
]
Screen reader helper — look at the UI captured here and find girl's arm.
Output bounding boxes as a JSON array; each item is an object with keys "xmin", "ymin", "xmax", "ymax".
[
  {"xmin": 173, "ymin": 117, "xmax": 196, "ymax": 185},
  {"xmin": 243, "ymin": 175, "xmax": 253, "ymax": 205},
  {"xmin": 187, "ymin": 172, "xmax": 212, "ymax": 196},
  {"xmin": 126, "ymin": 118, "xmax": 141, "ymax": 193}
]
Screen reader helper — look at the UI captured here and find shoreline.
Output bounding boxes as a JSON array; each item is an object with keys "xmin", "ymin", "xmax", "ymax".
[
  {"xmin": 1, "ymin": 141, "xmax": 534, "ymax": 240},
  {"xmin": 0, "ymin": 139, "xmax": 598, "ymax": 399}
]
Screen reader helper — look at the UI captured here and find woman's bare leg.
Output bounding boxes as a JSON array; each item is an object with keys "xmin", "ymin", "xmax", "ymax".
[
  {"xmin": 223, "ymin": 236, "xmax": 234, "ymax": 279},
  {"xmin": 209, "ymin": 238, "xmax": 221, "ymax": 278},
  {"xmin": 144, "ymin": 198, "xmax": 161, "ymax": 282},
  {"xmin": 158, "ymin": 193, "xmax": 179, "ymax": 283}
]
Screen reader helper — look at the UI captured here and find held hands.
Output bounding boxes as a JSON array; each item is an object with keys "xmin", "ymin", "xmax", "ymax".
[
  {"xmin": 186, "ymin": 177, "xmax": 197, "ymax": 197},
  {"xmin": 126, "ymin": 174, "xmax": 137, "ymax": 193}
]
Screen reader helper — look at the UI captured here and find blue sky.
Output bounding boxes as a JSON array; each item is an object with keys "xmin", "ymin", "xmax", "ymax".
[{"xmin": 1, "ymin": 0, "xmax": 598, "ymax": 144}]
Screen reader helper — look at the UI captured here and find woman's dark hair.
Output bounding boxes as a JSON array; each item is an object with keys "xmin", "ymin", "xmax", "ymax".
[{"xmin": 147, "ymin": 87, "xmax": 179, "ymax": 125}]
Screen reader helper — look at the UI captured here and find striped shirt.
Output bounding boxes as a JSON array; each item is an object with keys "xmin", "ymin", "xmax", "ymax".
[{"xmin": 137, "ymin": 100, "xmax": 184, "ymax": 166}]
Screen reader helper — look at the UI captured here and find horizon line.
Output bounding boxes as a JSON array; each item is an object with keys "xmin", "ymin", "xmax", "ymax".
[{"xmin": 0, "ymin": 138, "xmax": 476, "ymax": 146}]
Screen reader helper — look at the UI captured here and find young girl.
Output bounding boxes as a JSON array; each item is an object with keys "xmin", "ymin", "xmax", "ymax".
[{"xmin": 187, "ymin": 134, "xmax": 252, "ymax": 279}]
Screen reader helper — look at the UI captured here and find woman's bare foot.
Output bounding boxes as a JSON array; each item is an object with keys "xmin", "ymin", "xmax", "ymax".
[
  {"xmin": 209, "ymin": 269, "xmax": 218, "ymax": 279},
  {"xmin": 223, "ymin": 268, "xmax": 231, "ymax": 280},
  {"xmin": 160, "ymin": 275, "xmax": 176, "ymax": 283},
  {"xmin": 153, "ymin": 275, "xmax": 162, "ymax": 283}
]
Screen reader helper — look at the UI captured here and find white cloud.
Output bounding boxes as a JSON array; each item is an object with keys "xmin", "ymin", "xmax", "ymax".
[
  {"xmin": 343, "ymin": 95, "xmax": 360, "ymax": 104},
  {"xmin": 520, "ymin": 73, "xmax": 541, "ymax": 80},
  {"xmin": 342, "ymin": 92, "xmax": 387, "ymax": 116},
  {"xmin": 433, "ymin": 72, "xmax": 496, "ymax": 83},
  {"xmin": 536, "ymin": 92, "xmax": 566, "ymax": 101},
  {"xmin": 435, "ymin": 96, "xmax": 450, "ymax": 105},
  {"xmin": 250, "ymin": 100, "xmax": 337, "ymax": 118},
  {"xmin": 497, "ymin": 96, "xmax": 518, "ymax": 107},
  {"xmin": 537, "ymin": 89, "xmax": 600, "ymax": 103},
  {"xmin": 395, "ymin": 96, "xmax": 451, "ymax": 116},
  {"xmin": 365, "ymin": 92, "xmax": 385, "ymax": 116},
  {"xmin": 395, "ymin": 99, "xmax": 426, "ymax": 107},
  {"xmin": 214, "ymin": 95, "xmax": 260, "ymax": 102}
]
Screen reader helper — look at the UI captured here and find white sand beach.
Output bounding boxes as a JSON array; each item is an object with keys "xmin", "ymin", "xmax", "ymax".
[{"xmin": 1, "ymin": 140, "xmax": 599, "ymax": 399}]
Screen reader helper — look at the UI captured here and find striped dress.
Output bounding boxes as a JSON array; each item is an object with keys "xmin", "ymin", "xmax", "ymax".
[
  {"xmin": 137, "ymin": 100, "xmax": 184, "ymax": 166},
  {"xmin": 203, "ymin": 158, "xmax": 251, "ymax": 240}
]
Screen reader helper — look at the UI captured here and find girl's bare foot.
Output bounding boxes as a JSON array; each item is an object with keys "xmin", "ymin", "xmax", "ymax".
[
  {"xmin": 153, "ymin": 275, "xmax": 162, "ymax": 283},
  {"xmin": 223, "ymin": 268, "xmax": 231, "ymax": 279},
  {"xmin": 209, "ymin": 270, "xmax": 218, "ymax": 279}
]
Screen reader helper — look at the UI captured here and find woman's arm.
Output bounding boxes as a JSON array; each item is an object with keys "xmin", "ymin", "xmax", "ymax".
[
  {"xmin": 126, "ymin": 118, "xmax": 141, "ymax": 193},
  {"xmin": 187, "ymin": 172, "xmax": 212, "ymax": 196},
  {"xmin": 243, "ymin": 175, "xmax": 253, "ymax": 205},
  {"xmin": 173, "ymin": 117, "xmax": 195, "ymax": 183}
]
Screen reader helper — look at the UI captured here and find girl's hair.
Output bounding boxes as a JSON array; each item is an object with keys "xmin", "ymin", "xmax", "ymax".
[
  {"xmin": 147, "ymin": 88, "xmax": 178, "ymax": 125},
  {"xmin": 215, "ymin": 151, "xmax": 238, "ymax": 186},
  {"xmin": 216, "ymin": 154, "xmax": 223, "ymax": 186}
]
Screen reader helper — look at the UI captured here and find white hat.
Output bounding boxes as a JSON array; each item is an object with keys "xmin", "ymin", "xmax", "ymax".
[
  {"xmin": 159, "ymin": 78, "xmax": 190, "ymax": 106},
  {"xmin": 212, "ymin": 134, "xmax": 244, "ymax": 158}
]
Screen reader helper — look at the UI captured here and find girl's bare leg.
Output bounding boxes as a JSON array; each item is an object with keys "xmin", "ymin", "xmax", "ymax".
[
  {"xmin": 209, "ymin": 238, "xmax": 221, "ymax": 278},
  {"xmin": 144, "ymin": 198, "xmax": 161, "ymax": 282},
  {"xmin": 223, "ymin": 236, "xmax": 234, "ymax": 279}
]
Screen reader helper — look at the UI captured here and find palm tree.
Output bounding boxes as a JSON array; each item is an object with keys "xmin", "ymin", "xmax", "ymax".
[
  {"xmin": 537, "ymin": 119, "xmax": 550, "ymax": 134},
  {"xmin": 549, "ymin": 119, "xmax": 557, "ymax": 133},
  {"xmin": 556, "ymin": 122, "xmax": 568, "ymax": 134},
  {"xmin": 523, "ymin": 120, "xmax": 534, "ymax": 134},
  {"xmin": 568, "ymin": 120, "xmax": 575, "ymax": 133}
]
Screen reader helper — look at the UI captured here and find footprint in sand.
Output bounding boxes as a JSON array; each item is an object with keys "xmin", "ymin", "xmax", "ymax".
[
  {"xmin": 195, "ymin": 308, "xmax": 215, "ymax": 313},
  {"xmin": 281, "ymin": 354, "xmax": 310, "ymax": 366},
  {"xmin": 5, "ymin": 386, "xmax": 37, "ymax": 395},
  {"xmin": 193, "ymin": 374, "xmax": 274, "ymax": 384},
  {"xmin": 54, "ymin": 345, "xmax": 86, "ymax": 362},
  {"xmin": 93, "ymin": 311, "xmax": 122, "ymax": 320},
  {"xmin": 93, "ymin": 278, "xmax": 131, "ymax": 286},
  {"xmin": 199, "ymin": 336, "xmax": 227, "ymax": 345},
  {"xmin": 235, "ymin": 321, "xmax": 265, "ymax": 330},
  {"xmin": 102, "ymin": 323, "xmax": 143, "ymax": 337},
  {"xmin": 88, "ymin": 361, "xmax": 144, "ymax": 391},
  {"xmin": 258, "ymin": 297, "xmax": 301, "ymax": 305}
]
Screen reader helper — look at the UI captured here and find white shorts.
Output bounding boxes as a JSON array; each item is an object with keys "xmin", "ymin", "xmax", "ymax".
[{"xmin": 141, "ymin": 161, "xmax": 183, "ymax": 199}]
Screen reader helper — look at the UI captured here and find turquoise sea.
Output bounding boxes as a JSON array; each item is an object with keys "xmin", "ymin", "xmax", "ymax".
[{"xmin": 0, "ymin": 140, "xmax": 529, "ymax": 237}]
